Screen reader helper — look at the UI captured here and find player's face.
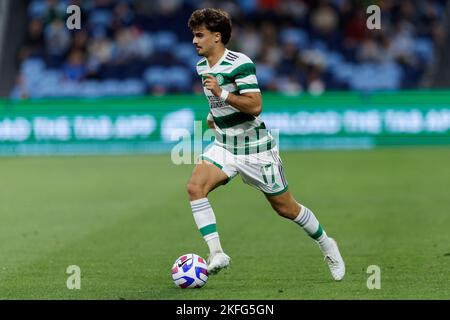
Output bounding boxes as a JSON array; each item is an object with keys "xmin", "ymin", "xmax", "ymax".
[{"xmin": 192, "ymin": 25, "xmax": 220, "ymax": 57}]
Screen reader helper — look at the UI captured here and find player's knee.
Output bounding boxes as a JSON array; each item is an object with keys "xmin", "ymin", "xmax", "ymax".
[{"xmin": 186, "ymin": 181, "xmax": 207, "ymax": 200}]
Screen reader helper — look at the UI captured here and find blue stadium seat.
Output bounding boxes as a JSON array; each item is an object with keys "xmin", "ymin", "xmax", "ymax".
[
  {"xmin": 414, "ymin": 38, "xmax": 434, "ymax": 64},
  {"xmin": 280, "ymin": 28, "xmax": 309, "ymax": 48},
  {"xmin": 255, "ymin": 64, "xmax": 276, "ymax": 87},
  {"xmin": 121, "ymin": 79, "xmax": 146, "ymax": 95},
  {"xmin": 28, "ymin": 0, "xmax": 48, "ymax": 19},
  {"xmin": 173, "ymin": 43, "xmax": 197, "ymax": 65},
  {"xmin": 153, "ymin": 31, "xmax": 178, "ymax": 53},
  {"xmin": 332, "ymin": 63, "xmax": 355, "ymax": 82},
  {"xmin": 167, "ymin": 67, "xmax": 192, "ymax": 91},
  {"xmin": 21, "ymin": 58, "xmax": 45, "ymax": 75},
  {"xmin": 89, "ymin": 9, "xmax": 113, "ymax": 29}
]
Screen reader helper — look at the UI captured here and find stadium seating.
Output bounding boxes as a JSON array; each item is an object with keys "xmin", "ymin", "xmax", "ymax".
[{"xmin": 11, "ymin": 0, "xmax": 447, "ymax": 99}]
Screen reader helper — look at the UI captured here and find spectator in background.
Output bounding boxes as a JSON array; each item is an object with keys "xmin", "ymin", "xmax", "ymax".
[
  {"xmin": 114, "ymin": 27, "xmax": 138, "ymax": 63},
  {"xmin": 19, "ymin": 19, "xmax": 45, "ymax": 60},
  {"xmin": 356, "ymin": 31, "xmax": 390, "ymax": 63},
  {"xmin": 237, "ymin": 24, "xmax": 262, "ymax": 58},
  {"xmin": 343, "ymin": 9, "xmax": 366, "ymax": 45},
  {"xmin": 86, "ymin": 31, "xmax": 114, "ymax": 78},
  {"xmin": 310, "ymin": 0, "xmax": 340, "ymax": 49},
  {"xmin": 71, "ymin": 30, "xmax": 89, "ymax": 53},
  {"xmin": 417, "ymin": 1, "xmax": 445, "ymax": 48},
  {"xmin": 111, "ymin": 1, "xmax": 135, "ymax": 29},
  {"xmin": 277, "ymin": 74, "xmax": 303, "ymax": 95},
  {"xmin": 279, "ymin": 0, "xmax": 308, "ymax": 24},
  {"xmin": 43, "ymin": 0, "xmax": 66, "ymax": 24},
  {"xmin": 258, "ymin": 22, "xmax": 281, "ymax": 65},
  {"xmin": 12, "ymin": 0, "xmax": 448, "ymax": 99},
  {"xmin": 44, "ymin": 19, "xmax": 71, "ymax": 67},
  {"xmin": 62, "ymin": 50, "xmax": 87, "ymax": 81},
  {"xmin": 302, "ymin": 59, "xmax": 325, "ymax": 95},
  {"xmin": 278, "ymin": 41, "xmax": 299, "ymax": 76},
  {"xmin": 258, "ymin": 0, "xmax": 280, "ymax": 10},
  {"xmin": 388, "ymin": 20, "xmax": 416, "ymax": 64}
]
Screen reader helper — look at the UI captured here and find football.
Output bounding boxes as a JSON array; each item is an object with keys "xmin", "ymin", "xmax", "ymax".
[{"xmin": 171, "ymin": 253, "xmax": 209, "ymax": 288}]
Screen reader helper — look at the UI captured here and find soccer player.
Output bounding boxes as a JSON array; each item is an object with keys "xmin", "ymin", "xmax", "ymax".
[{"xmin": 187, "ymin": 8, "xmax": 345, "ymax": 281}]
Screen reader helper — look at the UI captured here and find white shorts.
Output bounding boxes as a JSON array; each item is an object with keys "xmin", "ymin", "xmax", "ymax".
[{"xmin": 199, "ymin": 143, "xmax": 289, "ymax": 196}]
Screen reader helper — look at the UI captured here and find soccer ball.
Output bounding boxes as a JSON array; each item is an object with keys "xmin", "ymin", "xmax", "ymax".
[{"xmin": 171, "ymin": 253, "xmax": 208, "ymax": 288}]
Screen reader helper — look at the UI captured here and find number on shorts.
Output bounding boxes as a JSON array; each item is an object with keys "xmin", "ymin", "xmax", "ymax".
[{"xmin": 260, "ymin": 164, "xmax": 275, "ymax": 186}]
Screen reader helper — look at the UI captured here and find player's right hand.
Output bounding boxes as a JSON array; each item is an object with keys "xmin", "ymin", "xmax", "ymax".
[{"xmin": 203, "ymin": 74, "xmax": 221, "ymax": 97}]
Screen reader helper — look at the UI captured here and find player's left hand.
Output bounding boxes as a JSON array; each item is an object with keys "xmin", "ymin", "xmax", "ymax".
[{"xmin": 203, "ymin": 74, "xmax": 221, "ymax": 97}]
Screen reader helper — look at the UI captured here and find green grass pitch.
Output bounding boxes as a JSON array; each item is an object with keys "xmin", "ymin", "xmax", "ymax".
[{"xmin": 0, "ymin": 147, "xmax": 449, "ymax": 299}]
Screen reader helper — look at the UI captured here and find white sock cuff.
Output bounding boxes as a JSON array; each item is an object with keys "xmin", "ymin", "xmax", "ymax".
[
  {"xmin": 294, "ymin": 203, "xmax": 306, "ymax": 223},
  {"xmin": 190, "ymin": 199, "xmax": 211, "ymax": 213},
  {"xmin": 294, "ymin": 205, "xmax": 314, "ymax": 227},
  {"xmin": 191, "ymin": 198, "xmax": 216, "ymax": 229},
  {"xmin": 190, "ymin": 198, "xmax": 209, "ymax": 206}
]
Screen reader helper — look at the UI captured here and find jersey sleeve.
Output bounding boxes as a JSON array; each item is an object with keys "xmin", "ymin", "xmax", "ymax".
[{"xmin": 234, "ymin": 62, "xmax": 260, "ymax": 94}]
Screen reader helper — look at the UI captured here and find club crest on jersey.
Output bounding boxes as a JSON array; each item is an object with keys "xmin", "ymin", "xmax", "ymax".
[{"xmin": 215, "ymin": 74, "xmax": 224, "ymax": 86}]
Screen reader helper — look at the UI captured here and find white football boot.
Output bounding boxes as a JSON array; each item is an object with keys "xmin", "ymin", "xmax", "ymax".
[
  {"xmin": 207, "ymin": 252, "xmax": 231, "ymax": 274},
  {"xmin": 322, "ymin": 238, "xmax": 345, "ymax": 281}
]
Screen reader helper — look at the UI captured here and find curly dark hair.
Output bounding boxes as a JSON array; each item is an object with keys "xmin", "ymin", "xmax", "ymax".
[{"xmin": 188, "ymin": 8, "xmax": 232, "ymax": 45}]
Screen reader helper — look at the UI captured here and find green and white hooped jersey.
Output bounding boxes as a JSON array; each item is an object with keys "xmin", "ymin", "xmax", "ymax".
[{"xmin": 196, "ymin": 49, "xmax": 276, "ymax": 155}]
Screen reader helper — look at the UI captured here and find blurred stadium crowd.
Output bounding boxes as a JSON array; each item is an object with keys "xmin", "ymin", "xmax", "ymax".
[{"xmin": 11, "ymin": 0, "xmax": 448, "ymax": 99}]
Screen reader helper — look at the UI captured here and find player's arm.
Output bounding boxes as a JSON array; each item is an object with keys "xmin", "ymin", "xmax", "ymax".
[
  {"xmin": 203, "ymin": 74, "xmax": 262, "ymax": 116},
  {"xmin": 224, "ymin": 91, "xmax": 262, "ymax": 117}
]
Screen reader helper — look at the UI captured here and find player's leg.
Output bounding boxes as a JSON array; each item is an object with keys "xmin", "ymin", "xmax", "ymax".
[
  {"xmin": 187, "ymin": 160, "xmax": 229, "ymax": 200},
  {"xmin": 187, "ymin": 146, "xmax": 237, "ymax": 274},
  {"xmin": 265, "ymin": 190, "xmax": 345, "ymax": 281},
  {"xmin": 237, "ymin": 146, "xmax": 345, "ymax": 281}
]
